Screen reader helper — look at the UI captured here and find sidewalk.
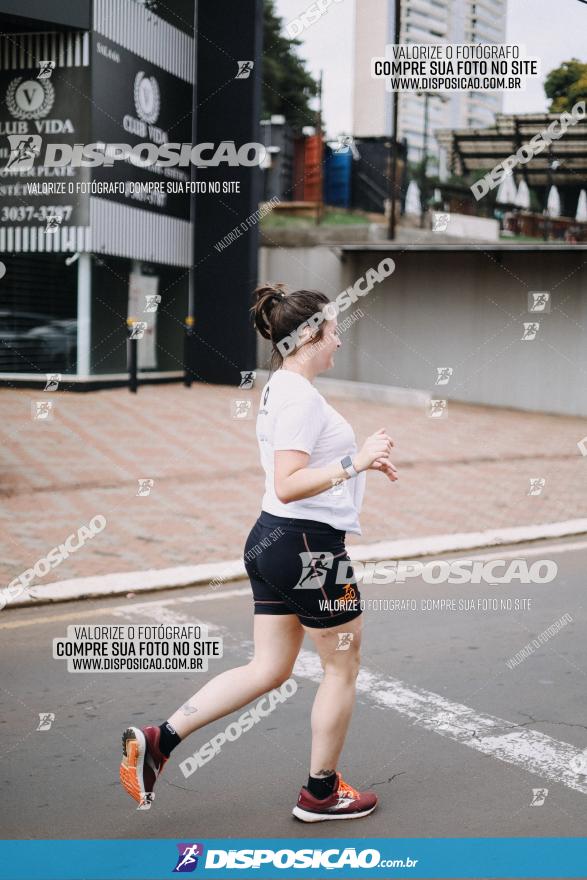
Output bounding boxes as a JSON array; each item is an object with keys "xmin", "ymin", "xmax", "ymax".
[{"xmin": 1, "ymin": 384, "xmax": 586, "ymax": 591}]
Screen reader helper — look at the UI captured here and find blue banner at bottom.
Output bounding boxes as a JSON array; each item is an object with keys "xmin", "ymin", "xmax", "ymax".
[{"xmin": 1, "ymin": 838, "xmax": 586, "ymax": 879}]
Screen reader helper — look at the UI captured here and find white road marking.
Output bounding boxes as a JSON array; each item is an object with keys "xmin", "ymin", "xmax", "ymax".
[
  {"xmin": 0, "ymin": 589, "xmax": 250, "ymax": 629},
  {"xmin": 109, "ymin": 598, "xmax": 222, "ymax": 631},
  {"xmin": 99, "ymin": 595, "xmax": 587, "ymax": 797},
  {"xmin": 3, "ymin": 588, "xmax": 586, "ymax": 795},
  {"xmin": 293, "ymin": 650, "xmax": 587, "ymax": 796}
]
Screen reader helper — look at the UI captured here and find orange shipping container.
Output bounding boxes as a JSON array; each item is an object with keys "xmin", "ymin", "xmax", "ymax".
[{"xmin": 293, "ymin": 135, "xmax": 323, "ymax": 202}]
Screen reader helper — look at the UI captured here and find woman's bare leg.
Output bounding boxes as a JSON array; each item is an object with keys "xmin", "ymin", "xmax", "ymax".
[
  {"xmin": 302, "ymin": 614, "xmax": 363, "ymax": 775},
  {"xmin": 167, "ymin": 614, "xmax": 304, "ymax": 739}
]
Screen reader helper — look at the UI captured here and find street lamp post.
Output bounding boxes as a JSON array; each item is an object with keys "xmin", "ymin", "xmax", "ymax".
[
  {"xmin": 420, "ymin": 91, "xmax": 430, "ymax": 229},
  {"xmin": 387, "ymin": 0, "xmax": 401, "ymax": 239},
  {"xmin": 126, "ymin": 318, "xmax": 138, "ymax": 394},
  {"xmin": 184, "ymin": 0, "xmax": 198, "ymax": 388}
]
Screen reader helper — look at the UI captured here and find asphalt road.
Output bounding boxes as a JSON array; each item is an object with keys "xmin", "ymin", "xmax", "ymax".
[{"xmin": 2, "ymin": 536, "xmax": 587, "ymax": 843}]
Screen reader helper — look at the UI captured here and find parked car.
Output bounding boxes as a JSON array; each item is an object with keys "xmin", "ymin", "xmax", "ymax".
[{"xmin": 0, "ymin": 310, "xmax": 77, "ymax": 373}]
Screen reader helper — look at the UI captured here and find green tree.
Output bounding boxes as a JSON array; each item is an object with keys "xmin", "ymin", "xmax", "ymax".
[
  {"xmin": 544, "ymin": 59, "xmax": 587, "ymax": 112},
  {"xmin": 262, "ymin": 0, "xmax": 320, "ymax": 132}
]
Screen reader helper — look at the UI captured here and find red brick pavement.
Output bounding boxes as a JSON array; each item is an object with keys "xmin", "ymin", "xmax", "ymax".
[{"xmin": 1, "ymin": 384, "xmax": 586, "ymax": 587}]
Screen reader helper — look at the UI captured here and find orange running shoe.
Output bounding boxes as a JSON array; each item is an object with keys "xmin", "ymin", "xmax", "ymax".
[
  {"xmin": 292, "ymin": 772, "xmax": 378, "ymax": 822},
  {"xmin": 119, "ymin": 726, "xmax": 168, "ymax": 808}
]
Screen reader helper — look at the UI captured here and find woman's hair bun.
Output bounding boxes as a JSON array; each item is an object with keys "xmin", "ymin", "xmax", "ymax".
[{"xmin": 250, "ymin": 282, "xmax": 288, "ymax": 340}]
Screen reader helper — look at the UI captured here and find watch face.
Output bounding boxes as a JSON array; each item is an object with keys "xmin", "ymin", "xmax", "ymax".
[{"xmin": 342, "ymin": 456, "xmax": 352, "ymax": 469}]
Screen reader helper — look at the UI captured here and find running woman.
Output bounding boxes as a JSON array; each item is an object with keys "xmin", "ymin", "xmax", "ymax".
[{"xmin": 119, "ymin": 283, "xmax": 398, "ymax": 821}]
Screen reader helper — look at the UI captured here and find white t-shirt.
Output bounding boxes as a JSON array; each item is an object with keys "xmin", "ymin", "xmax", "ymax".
[{"xmin": 256, "ymin": 368, "xmax": 366, "ymax": 534}]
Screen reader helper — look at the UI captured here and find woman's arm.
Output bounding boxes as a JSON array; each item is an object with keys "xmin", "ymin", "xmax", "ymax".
[
  {"xmin": 274, "ymin": 429, "xmax": 394, "ymax": 504},
  {"xmin": 274, "ymin": 450, "xmax": 349, "ymax": 503}
]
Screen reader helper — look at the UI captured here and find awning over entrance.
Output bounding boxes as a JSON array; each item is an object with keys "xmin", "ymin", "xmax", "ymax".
[{"xmin": 436, "ymin": 112, "xmax": 587, "ymax": 185}]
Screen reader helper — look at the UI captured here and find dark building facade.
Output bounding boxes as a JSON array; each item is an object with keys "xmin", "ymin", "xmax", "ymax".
[{"xmin": 0, "ymin": 0, "xmax": 261, "ymax": 387}]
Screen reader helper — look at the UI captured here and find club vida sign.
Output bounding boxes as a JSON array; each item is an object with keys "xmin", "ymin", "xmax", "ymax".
[
  {"xmin": 0, "ymin": 77, "xmax": 74, "ymax": 134},
  {"xmin": 122, "ymin": 72, "xmax": 167, "ymax": 144}
]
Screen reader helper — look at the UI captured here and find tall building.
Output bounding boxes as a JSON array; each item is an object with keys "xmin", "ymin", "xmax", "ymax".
[{"xmin": 352, "ymin": 0, "xmax": 507, "ymax": 161}]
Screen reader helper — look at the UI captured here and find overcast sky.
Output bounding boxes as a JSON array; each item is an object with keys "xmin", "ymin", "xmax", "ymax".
[{"xmin": 275, "ymin": 0, "xmax": 587, "ymax": 136}]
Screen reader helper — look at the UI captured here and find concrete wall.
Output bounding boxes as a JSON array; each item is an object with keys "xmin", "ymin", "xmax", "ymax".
[{"xmin": 258, "ymin": 246, "xmax": 587, "ymax": 417}]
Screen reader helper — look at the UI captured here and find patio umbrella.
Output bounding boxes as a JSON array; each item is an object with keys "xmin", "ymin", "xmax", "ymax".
[
  {"xmin": 576, "ymin": 190, "xmax": 587, "ymax": 222},
  {"xmin": 515, "ymin": 180, "xmax": 531, "ymax": 209},
  {"xmin": 405, "ymin": 180, "xmax": 421, "ymax": 216},
  {"xmin": 496, "ymin": 173, "xmax": 517, "ymax": 205},
  {"xmin": 546, "ymin": 186, "xmax": 561, "ymax": 218}
]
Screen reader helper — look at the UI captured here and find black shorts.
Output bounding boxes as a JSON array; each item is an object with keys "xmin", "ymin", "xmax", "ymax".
[{"xmin": 243, "ymin": 510, "xmax": 362, "ymax": 629}]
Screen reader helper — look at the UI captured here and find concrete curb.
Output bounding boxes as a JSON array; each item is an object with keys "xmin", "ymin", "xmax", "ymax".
[{"xmin": 5, "ymin": 518, "xmax": 587, "ymax": 611}]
